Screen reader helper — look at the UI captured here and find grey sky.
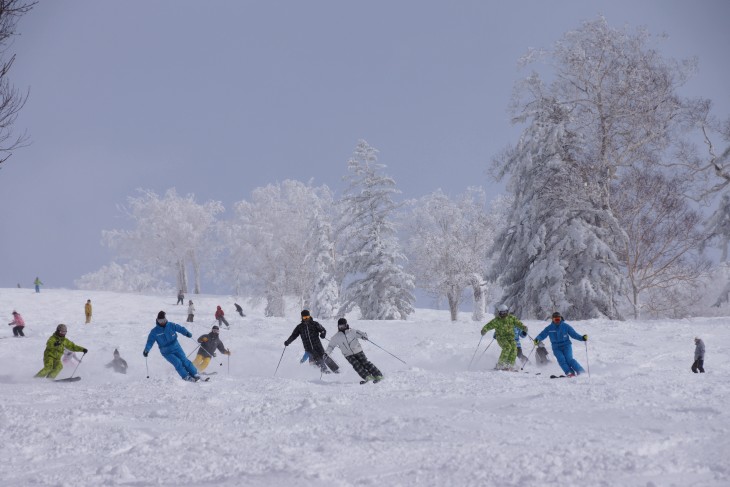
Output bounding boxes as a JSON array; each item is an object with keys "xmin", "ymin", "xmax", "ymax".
[{"xmin": 1, "ymin": 1, "xmax": 728, "ymax": 291}]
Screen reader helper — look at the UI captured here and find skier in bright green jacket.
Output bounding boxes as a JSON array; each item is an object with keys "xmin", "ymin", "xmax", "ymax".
[
  {"xmin": 35, "ymin": 324, "xmax": 87, "ymax": 379},
  {"xmin": 480, "ymin": 304, "xmax": 528, "ymax": 371}
]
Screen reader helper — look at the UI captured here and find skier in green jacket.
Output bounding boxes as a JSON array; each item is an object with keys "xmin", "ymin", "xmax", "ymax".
[
  {"xmin": 34, "ymin": 324, "xmax": 87, "ymax": 379},
  {"xmin": 480, "ymin": 304, "xmax": 528, "ymax": 371}
]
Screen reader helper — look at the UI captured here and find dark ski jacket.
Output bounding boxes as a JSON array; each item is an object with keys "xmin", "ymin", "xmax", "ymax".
[
  {"xmin": 285, "ymin": 319, "xmax": 327, "ymax": 356},
  {"xmin": 197, "ymin": 332, "xmax": 227, "ymax": 358},
  {"xmin": 106, "ymin": 356, "xmax": 128, "ymax": 374}
]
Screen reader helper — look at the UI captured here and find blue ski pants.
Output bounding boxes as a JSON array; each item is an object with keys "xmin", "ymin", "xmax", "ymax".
[
  {"xmin": 161, "ymin": 347, "xmax": 198, "ymax": 379},
  {"xmin": 552, "ymin": 343, "xmax": 585, "ymax": 375}
]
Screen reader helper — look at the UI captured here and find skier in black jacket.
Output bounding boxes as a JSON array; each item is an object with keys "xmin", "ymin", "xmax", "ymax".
[
  {"xmin": 284, "ymin": 310, "xmax": 339, "ymax": 374},
  {"xmin": 193, "ymin": 325, "xmax": 230, "ymax": 373}
]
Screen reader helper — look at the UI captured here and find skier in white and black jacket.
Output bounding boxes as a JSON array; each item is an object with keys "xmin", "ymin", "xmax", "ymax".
[
  {"xmin": 284, "ymin": 310, "xmax": 339, "ymax": 374},
  {"xmin": 325, "ymin": 318, "xmax": 383, "ymax": 383}
]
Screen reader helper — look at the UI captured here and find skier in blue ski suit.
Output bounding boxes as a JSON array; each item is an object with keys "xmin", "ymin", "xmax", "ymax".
[
  {"xmin": 533, "ymin": 312, "xmax": 587, "ymax": 376},
  {"xmin": 143, "ymin": 311, "xmax": 199, "ymax": 381}
]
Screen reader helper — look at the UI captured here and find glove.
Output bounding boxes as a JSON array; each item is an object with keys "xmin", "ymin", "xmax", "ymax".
[
  {"xmin": 224, "ymin": 350, "xmax": 231, "ymax": 355},
  {"xmin": 320, "ymin": 333, "xmax": 326, "ymax": 339},
  {"xmin": 201, "ymin": 337, "xmax": 208, "ymax": 342},
  {"xmin": 534, "ymin": 339, "xmax": 539, "ymax": 346},
  {"xmin": 143, "ymin": 350, "xmax": 149, "ymax": 357},
  {"xmin": 186, "ymin": 332, "xmax": 193, "ymax": 338},
  {"xmin": 361, "ymin": 335, "xmax": 368, "ymax": 341},
  {"xmin": 82, "ymin": 348, "xmax": 88, "ymax": 354},
  {"xmin": 284, "ymin": 340, "xmax": 290, "ymax": 347},
  {"xmin": 480, "ymin": 330, "xmax": 486, "ymax": 336},
  {"xmin": 520, "ymin": 331, "xmax": 527, "ymax": 338},
  {"xmin": 582, "ymin": 335, "xmax": 588, "ymax": 341}
]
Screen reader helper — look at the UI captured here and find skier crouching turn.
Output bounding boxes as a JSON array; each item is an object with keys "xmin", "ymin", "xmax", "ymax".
[
  {"xmin": 326, "ymin": 318, "xmax": 383, "ymax": 383},
  {"xmin": 284, "ymin": 310, "xmax": 339, "ymax": 374},
  {"xmin": 533, "ymin": 312, "xmax": 587, "ymax": 377},
  {"xmin": 143, "ymin": 311, "xmax": 200, "ymax": 382},
  {"xmin": 193, "ymin": 325, "xmax": 230, "ymax": 372},
  {"xmin": 35, "ymin": 324, "xmax": 87, "ymax": 379}
]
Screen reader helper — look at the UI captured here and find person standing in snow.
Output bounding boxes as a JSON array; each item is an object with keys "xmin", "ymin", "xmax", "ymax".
[
  {"xmin": 691, "ymin": 337, "xmax": 705, "ymax": 373},
  {"xmin": 215, "ymin": 305, "xmax": 230, "ymax": 328},
  {"xmin": 193, "ymin": 325, "xmax": 230, "ymax": 372},
  {"xmin": 84, "ymin": 299, "xmax": 92, "ymax": 324},
  {"xmin": 535, "ymin": 341, "xmax": 550, "ymax": 366},
  {"xmin": 143, "ymin": 311, "xmax": 200, "ymax": 382},
  {"xmin": 186, "ymin": 300, "xmax": 195, "ymax": 323},
  {"xmin": 177, "ymin": 290, "xmax": 185, "ymax": 305},
  {"xmin": 106, "ymin": 349, "xmax": 128, "ymax": 374},
  {"xmin": 325, "ymin": 318, "xmax": 383, "ymax": 383},
  {"xmin": 480, "ymin": 304, "xmax": 528, "ymax": 371},
  {"xmin": 284, "ymin": 310, "xmax": 339, "ymax": 374},
  {"xmin": 35, "ymin": 324, "xmax": 87, "ymax": 379},
  {"xmin": 234, "ymin": 303, "xmax": 246, "ymax": 317},
  {"xmin": 34, "ymin": 276, "xmax": 43, "ymax": 293},
  {"xmin": 533, "ymin": 312, "xmax": 587, "ymax": 377},
  {"xmin": 8, "ymin": 310, "xmax": 25, "ymax": 337}
]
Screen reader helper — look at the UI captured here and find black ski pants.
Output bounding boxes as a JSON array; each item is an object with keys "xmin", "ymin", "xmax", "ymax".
[
  {"xmin": 12, "ymin": 326, "xmax": 24, "ymax": 337},
  {"xmin": 691, "ymin": 359, "xmax": 705, "ymax": 373},
  {"xmin": 346, "ymin": 352, "xmax": 382, "ymax": 379},
  {"xmin": 310, "ymin": 352, "xmax": 339, "ymax": 373}
]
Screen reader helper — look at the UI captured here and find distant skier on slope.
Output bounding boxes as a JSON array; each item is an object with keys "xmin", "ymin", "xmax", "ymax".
[
  {"xmin": 187, "ymin": 300, "xmax": 195, "ymax": 323},
  {"xmin": 692, "ymin": 337, "xmax": 705, "ymax": 373},
  {"xmin": 234, "ymin": 303, "xmax": 246, "ymax": 317},
  {"xmin": 143, "ymin": 311, "xmax": 200, "ymax": 382},
  {"xmin": 193, "ymin": 325, "xmax": 230, "ymax": 373},
  {"xmin": 325, "ymin": 318, "xmax": 383, "ymax": 383},
  {"xmin": 215, "ymin": 306, "xmax": 230, "ymax": 329},
  {"xmin": 480, "ymin": 304, "xmax": 528, "ymax": 371},
  {"xmin": 8, "ymin": 310, "xmax": 25, "ymax": 337},
  {"xmin": 533, "ymin": 312, "xmax": 587, "ymax": 377},
  {"xmin": 34, "ymin": 324, "xmax": 87, "ymax": 379},
  {"xmin": 284, "ymin": 310, "xmax": 339, "ymax": 374}
]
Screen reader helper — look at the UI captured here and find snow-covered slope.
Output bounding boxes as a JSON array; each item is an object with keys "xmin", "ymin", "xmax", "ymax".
[{"xmin": 0, "ymin": 288, "xmax": 728, "ymax": 486}]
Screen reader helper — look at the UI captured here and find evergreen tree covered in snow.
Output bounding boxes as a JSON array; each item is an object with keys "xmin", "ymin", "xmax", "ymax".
[
  {"xmin": 492, "ymin": 104, "xmax": 624, "ymax": 320},
  {"xmin": 306, "ymin": 210, "xmax": 340, "ymax": 319},
  {"xmin": 338, "ymin": 140, "xmax": 415, "ymax": 320}
]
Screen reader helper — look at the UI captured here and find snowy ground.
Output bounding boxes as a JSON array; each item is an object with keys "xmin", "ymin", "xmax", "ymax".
[{"xmin": 0, "ymin": 288, "xmax": 728, "ymax": 487}]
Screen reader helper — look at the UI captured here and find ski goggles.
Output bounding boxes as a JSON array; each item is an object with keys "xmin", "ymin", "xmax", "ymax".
[
  {"xmin": 301, "ymin": 315, "xmax": 310, "ymax": 320},
  {"xmin": 552, "ymin": 317, "xmax": 561, "ymax": 323}
]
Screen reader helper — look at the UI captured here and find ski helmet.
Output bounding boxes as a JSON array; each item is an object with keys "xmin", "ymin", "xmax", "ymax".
[
  {"xmin": 337, "ymin": 318, "xmax": 349, "ymax": 331},
  {"xmin": 56, "ymin": 324, "xmax": 67, "ymax": 335},
  {"xmin": 497, "ymin": 304, "xmax": 509, "ymax": 317}
]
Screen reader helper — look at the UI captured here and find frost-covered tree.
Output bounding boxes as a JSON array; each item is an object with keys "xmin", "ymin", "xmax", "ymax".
[
  {"xmin": 612, "ymin": 168, "xmax": 710, "ymax": 318},
  {"xmin": 225, "ymin": 180, "xmax": 336, "ymax": 317},
  {"xmin": 306, "ymin": 210, "xmax": 340, "ymax": 319},
  {"xmin": 75, "ymin": 261, "xmax": 174, "ymax": 294},
  {"xmin": 103, "ymin": 189, "xmax": 223, "ymax": 294},
  {"xmin": 492, "ymin": 103, "xmax": 624, "ymax": 320},
  {"xmin": 337, "ymin": 140, "xmax": 414, "ymax": 320},
  {"xmin": 405, "ymin": 188, "xmax": 495, "ymax": 321}
]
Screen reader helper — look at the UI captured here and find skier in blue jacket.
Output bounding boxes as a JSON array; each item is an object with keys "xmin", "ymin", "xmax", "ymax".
[
  {"xmin": 143, "ymin": 311, "xmax": 200, "ymax": 382},
  {"xmin": 533, "ymin": 312, "xmax": 587, "ymax": 377}
]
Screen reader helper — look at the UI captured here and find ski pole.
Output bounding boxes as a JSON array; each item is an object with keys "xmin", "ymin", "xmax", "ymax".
[
  {"xmin": 468, "ymin": 334, "xmax": 485, "ymax": 370},
  {"xmin": 521, "ymin": 342, "xmax": 537, "ymax": 371},
  {"xmin": 585, "ymin": 341, "xmax": 591, "ymax": 379},
  {"xmin": 69, "ymin": 352, "xmax": 85, "ymax": 379},
  {"xmin": 475, "ymin": 338, "xmax": 495, "ymax": 365},
  {"xmin": 366, "ymin": 339, "xmax": 407, "ymax": 364},
  {"xmin": 274, "ymin": 346, "xmax": 287, "ymax": 376},
  {"xmin": 227, "ymin": 353, "xmax": 230, "ymax": 375},
  {"xmin": 145, "ymin": 356, "xmax": 150, "ymax": 379}
]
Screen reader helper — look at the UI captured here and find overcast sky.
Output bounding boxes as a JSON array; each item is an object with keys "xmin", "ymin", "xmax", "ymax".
[{"xmin": 0, "ymin": 0, "xmax": 728, "ymax": 291}]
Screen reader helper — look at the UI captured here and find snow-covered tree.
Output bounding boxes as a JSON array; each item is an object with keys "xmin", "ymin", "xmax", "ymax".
[
  {"xmin": 306, "ymin": 210, "xmax": 340, "ymax": 319},
  {"xmin": 337, "ymin": 140, "xmax": 415, "ymax": 320},
  {"xmin": 612, "ymin": 167, "xmax": 710, "ymax": 318},
  {"xmin": 75, "ymin": 261, "xmax": 174, "ymax": 294},
  {"xmin": 225, "ymin": 180, "xmax": 336, "ymax": 317},
  {"xmin": 405, "ymin": 188, "xmax": 495, "ymax": 321},
  {"xmin": 102, "ymin": 189, "xmax": 223, "ymax": 294},
  {"xmin": 492, "ymin": 103, "xmax": 624, "ymax": 320}
]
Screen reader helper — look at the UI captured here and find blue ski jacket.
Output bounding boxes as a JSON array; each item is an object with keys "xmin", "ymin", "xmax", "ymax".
[
  {"xmin": 144, "ymin": 321, "xmax": 192, "ymax": 355},
  {"xmin": 534, "ymin": 320, "xmax": 584, "ymax": 349}
]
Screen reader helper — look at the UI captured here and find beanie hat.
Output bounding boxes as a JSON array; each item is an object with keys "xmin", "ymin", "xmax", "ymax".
[
  {"xmin": 301, "ymin": 310, "xmax": 310, "ymax": 317},
  {"xmin": 552, "ymin": 312, "xmax": 562, "ymax": 319},
  {"xmin": 212, "ymin": 325, "xmax": 220, "ymax": 330},
  {"xmin": 337, "ymin": 318, "xmax": 347, "ymax": 325},
  {"xmin": 56, "ymin": 324, "xmax": 67, "ymax": 334},
  {"xmin": 113, "ymin": 349, "xmax": 120, "ymax": 356}
]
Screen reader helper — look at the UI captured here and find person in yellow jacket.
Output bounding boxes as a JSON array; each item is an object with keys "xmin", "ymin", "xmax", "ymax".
[
  {"xmin": 480, "ymin": 304, "xmax": 528, "ymax": 371},
  {"xmin": 85, "ymin": 299, "xmax": 92, "ymax": 324},
  {"xmin": 35, "ymin": 324, "xmax": 88, "ymax": 379}
]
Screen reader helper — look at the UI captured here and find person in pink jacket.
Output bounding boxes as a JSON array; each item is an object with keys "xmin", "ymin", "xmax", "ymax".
[{"xmin": 8, "ymin": 311, "xmax": 25, "ymax": 337}]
